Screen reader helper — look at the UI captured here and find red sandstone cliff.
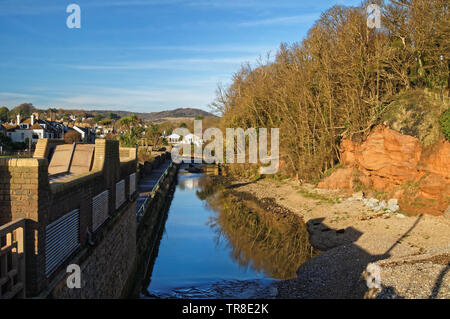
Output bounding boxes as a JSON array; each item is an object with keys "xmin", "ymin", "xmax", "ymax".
[{"xmin": 318, "ymin": 125, "xmax": 450, "ymax": 216}]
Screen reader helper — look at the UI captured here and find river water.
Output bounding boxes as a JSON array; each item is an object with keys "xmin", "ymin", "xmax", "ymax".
[{"xmin": 143, "ymin": 171, "xmax": 311, "ymax": 299}]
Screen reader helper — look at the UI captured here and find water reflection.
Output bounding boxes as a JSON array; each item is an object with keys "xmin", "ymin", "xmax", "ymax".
[
  {"xmin": 145, "ymin": 173, "xmax": 312, "ymax": 298},
  {"xmin": 199, "ymin": 177, "xmax": 312, "ymax": 280}
]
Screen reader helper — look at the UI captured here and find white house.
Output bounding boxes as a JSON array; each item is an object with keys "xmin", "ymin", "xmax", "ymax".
[
  {"xmin": 73, "ymin": 125, "xmax": 95, "ymax": 143},
  {"xmin": 4, "ymin": 114, "xmax": 62, "ymax": 144},
  {"xmin": 181, "ymin": 133, "xmax": 203, "ymax": 147},
  {"xmin": 167, "ymin": 133, "xmax": 181, "ymax": 143}
]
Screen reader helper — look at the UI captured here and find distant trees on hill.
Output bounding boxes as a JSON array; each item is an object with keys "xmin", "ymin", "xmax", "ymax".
[
  {"xmin": 9, "ymin": 103, "xmax": 37, "ymax": 119},
  {"xmin": 0, "ymin": 107, "xmax": 9, "ymax": 122}
]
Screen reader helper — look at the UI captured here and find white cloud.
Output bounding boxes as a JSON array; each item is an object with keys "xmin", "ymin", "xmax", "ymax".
[
  {"xmin": 0, "ymin": 92, "xmax": 38, "ymax": 106},
  {"xmin": 64, "ymin": 56, "xmax": 258, "ymax": 71},
  {"xmin": 0, "ymin": 85, "xmax": 221, "ymax": 112},
  {"xmin": 53, "ymin": 87, "xmax": 216, "ymax": 111},
  {"xmin": 238, "ymin": 13, "xmax": 320, "ymax": 27}
]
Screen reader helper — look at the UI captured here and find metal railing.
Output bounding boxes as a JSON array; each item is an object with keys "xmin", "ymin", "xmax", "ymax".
[
  {"xmin": 137, "ymin": 161, "xmax": 174, "ymax": 222},
  {"xmin": 0, "ymin": 219, "xmax": 26, "ymax": 299}
]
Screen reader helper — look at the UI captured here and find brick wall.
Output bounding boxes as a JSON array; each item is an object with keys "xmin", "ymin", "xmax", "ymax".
[
  {"xmin": 0, "ymin": 139, "xmax": 138, "ymax": 297},
  {"xmin": 49, "ymin": 202, "xmax": 136, "ymax": 299},
  {"xmin": 33, "ymin": 138, "xmax": 65, "ymax": 159}
]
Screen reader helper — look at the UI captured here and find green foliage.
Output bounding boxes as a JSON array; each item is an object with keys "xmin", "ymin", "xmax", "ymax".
[
  {"xmin": 439, "ymin": 108, "xmax": 450, "ymax": 140},
  {"xmin": 145, "ymin": 123, "xmax": 162, "ymax": 147},
  {"xmin": 382, "ymin": 90, "xmax": 444, "ymax": 145},
  {"xmin": 0, "ymin": 134, "xmax": 27, "ymax": 151},
  {"xmin": 297, "ymin": 188, "xmax": 337, "ymax": 204},
  {"xmin": 107, "ymin": 112, "xmax": 120, "ymax": 120},
  {"xmin": 9, "ymin": 103, "xmax": 36, "ymax": 119},
  {"xmin": 0, "ymin": 134, "xmax": 13, "ymax": 149},
  {"xmin": 0, "ymin": 106, "xmax": 9, "ymax": 122},
  {"xmin": 119, "ymin": 126, "xmax": 142, "ymax": 147},
  {"xmin": 93, "ymin": 114, "xmax": 104, "ymax": 123}
]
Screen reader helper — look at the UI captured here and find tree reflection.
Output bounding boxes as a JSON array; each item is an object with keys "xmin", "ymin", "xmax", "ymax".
[{"xmin": 197, "ymin": 177, "xmax": 314, "ymax": 280}]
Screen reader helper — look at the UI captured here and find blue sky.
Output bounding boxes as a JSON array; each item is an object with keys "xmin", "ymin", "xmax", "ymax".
[{"xmin": 0, "ymin": 0, "xmax": 361, "ymax": 113}]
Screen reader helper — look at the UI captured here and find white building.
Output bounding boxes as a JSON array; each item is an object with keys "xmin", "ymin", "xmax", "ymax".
[
  {"xmin": 4, "ymin": 114, "xmax": 61, "ymax": 144},
  {"xmin": 167, "ymin": 133, "xmax": 181, "ymax": 143},
  {"xmin": 181, "ymin": 133, "xmax": 203, "ymax": 147},
  {"xmin": 73, "ymin": 125, "xmax": 95, "ymax": 143}
]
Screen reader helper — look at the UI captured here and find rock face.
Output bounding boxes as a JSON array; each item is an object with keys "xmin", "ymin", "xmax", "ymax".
[
  {"xmin": 318, "ymin": 125, "xmax": 450, "ymax": 216},
  {"xmin": 445, "ymin": 206, "xmax": 450, "ymax": 220}
]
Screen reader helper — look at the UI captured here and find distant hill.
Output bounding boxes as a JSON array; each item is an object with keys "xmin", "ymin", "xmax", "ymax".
[
  {"xmin": 143, "ymin": 108, "xmax": 216, "ymax": 120},
  {"xmin": 95, "ymin": 108, "xmax": 216, "ymax": 121},
  {"xmin": 5, "ymin": 105, "xmax": 217, "ymax": 122}
]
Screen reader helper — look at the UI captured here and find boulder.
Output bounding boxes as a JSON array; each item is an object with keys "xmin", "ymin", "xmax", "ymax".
[
  {"xmin": 367, "ymin": 198, "xmax": 379, "ymax": 209},
  {"xmin": 352, "ymin": 191, "xmax": 364, "ymax": 200}
]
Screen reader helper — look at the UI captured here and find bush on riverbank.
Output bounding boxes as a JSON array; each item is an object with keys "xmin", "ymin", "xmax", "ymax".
[{"xmin": 440, "ymin": 109, "xmax": 450, "ymax": 140}]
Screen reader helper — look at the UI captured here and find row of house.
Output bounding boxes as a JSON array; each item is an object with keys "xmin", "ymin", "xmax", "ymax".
[
  {"xmin": 0, "ymin": 114, "xmax": 95, "ymax": 145},
  {"xmin": 166, "ymin": 132, "xmax": 203, "ymax": 147}
]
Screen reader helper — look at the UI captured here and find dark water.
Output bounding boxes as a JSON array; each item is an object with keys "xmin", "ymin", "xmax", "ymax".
[{"xmin": 144, "ymin": 172, "xmax": 311, "ymax": 299}]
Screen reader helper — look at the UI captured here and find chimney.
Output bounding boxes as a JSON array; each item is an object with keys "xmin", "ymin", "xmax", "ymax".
[
  {"xmin": 31, "ymin": 114, "xmax": 35, "ymax": 126},
  {"xmin": 16, "ymin": 114, "xmax": 20, "ymax": 125}
]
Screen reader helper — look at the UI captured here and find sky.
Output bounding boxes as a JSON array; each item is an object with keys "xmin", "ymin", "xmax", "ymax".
[{"xmin": 0, "ymin": 0, "xmax": 361, "ymax": 113}]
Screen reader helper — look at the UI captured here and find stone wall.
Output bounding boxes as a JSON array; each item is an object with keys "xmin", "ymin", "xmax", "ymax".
[
  {"xmin": 0, "ymin": 139, "xmax": 179, "ymax": 298},
  {"xmin": 0, "ymin": 139, "xmax": 138, "ymax": 297},
  {"xmin": 33, "ymin": 139, "xmax": 65, "ymax": 160},
  {"xmin": 0, "ymin": 158, "xmax": 49, "ymax": 225},
  {"xmin": 47, "ymin": 201, "xmax": 136, "ymax": 299},
  {"xmin": 127, "ymin": 162, "xmax": 178, "ymax": 297}
]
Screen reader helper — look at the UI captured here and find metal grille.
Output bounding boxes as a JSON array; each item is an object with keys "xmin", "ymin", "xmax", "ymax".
[
  {"xmin": 129, "ymin": 173, "xmax": 136, "ymax": 195},
  {"xmin": 116, "ymin": 179, "xmax": 125, "ymax": 209},
  {"xmin": 92, "ymin": 190, "xmax": 109, "ymax": 231},
  {"xmin": 45, "ymin": 210, "xmax": 80, "ymax": 277}
]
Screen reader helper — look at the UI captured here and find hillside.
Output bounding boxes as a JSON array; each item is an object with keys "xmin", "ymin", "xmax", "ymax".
[
  {"xmin": 4, "ymin": 104, "xmax": 216, "ymax": 122},
  {"xmin": 93, "ymin": 107, "xmax": 216, "ymax": 121}
]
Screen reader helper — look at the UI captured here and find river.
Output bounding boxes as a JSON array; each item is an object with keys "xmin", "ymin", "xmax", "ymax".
[{"xmin": 142, "ymin": 170, "xmax": 312, "ymax": 299}]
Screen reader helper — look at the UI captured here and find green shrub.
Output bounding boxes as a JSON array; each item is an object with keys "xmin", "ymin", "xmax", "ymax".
[{"xmin": 440, "ymin": 109, "xmax": 450, "ymax": 140}]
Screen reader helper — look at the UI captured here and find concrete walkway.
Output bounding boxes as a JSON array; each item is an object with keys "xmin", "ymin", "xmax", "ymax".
[{"xmin": 136, "ymin": 159, "xmax": 172, "ymax": 214}]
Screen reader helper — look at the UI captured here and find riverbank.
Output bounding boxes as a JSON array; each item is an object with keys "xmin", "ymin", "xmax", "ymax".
[{"xmin": 225, "ymin": 177, "xmax": 450, "ymax": 299}]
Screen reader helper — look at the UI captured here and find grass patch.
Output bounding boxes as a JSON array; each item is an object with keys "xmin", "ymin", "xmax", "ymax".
[{"xmin": 297, "ymin": 188, "xmax": 337, "ymax": 204}]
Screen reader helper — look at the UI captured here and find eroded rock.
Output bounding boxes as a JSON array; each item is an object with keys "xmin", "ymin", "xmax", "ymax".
[{"xmin": 318, "ymin": 125, "xmax": 450, "ymax": 216}]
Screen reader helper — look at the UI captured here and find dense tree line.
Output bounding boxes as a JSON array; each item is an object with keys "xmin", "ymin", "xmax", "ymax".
[{"xmin": 211, "ymin": 0, "xmax": 449, "ymax": 181}]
